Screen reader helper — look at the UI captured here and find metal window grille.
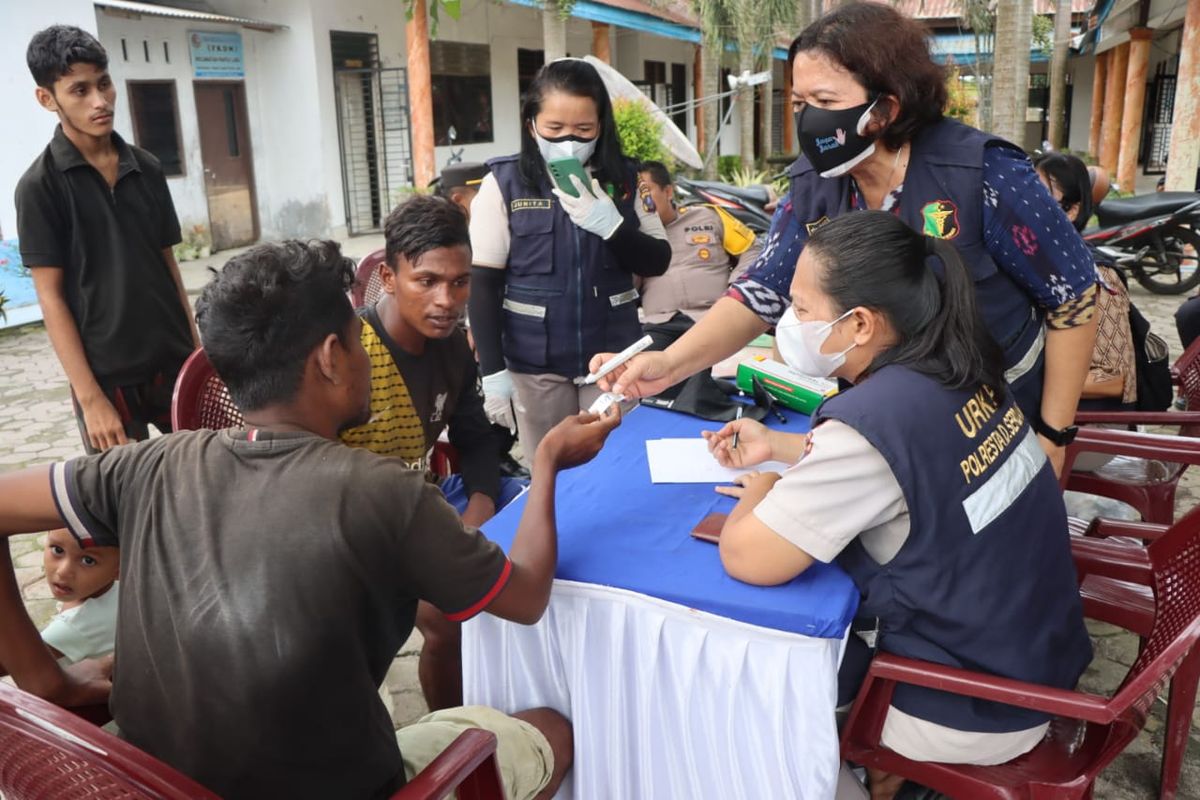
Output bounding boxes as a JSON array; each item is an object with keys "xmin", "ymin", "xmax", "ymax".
[
  {"xmin": 1145, "ymin": 59, "xmax": 1178, "ymax": 175},
  {"xmin": 334, "ymin": 67, "xmax": 413, "ymax": 235}
]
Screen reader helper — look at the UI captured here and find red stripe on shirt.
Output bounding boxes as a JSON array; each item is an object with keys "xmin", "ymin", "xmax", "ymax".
[{"xmin": 444, "ymin": 558, "xmax": 513, "ymax": 622}]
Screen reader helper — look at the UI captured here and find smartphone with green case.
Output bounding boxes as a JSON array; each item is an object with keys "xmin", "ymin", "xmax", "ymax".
[{"xmin": 547, "ymin": 157, "xmax": 593, "ymax": 198}]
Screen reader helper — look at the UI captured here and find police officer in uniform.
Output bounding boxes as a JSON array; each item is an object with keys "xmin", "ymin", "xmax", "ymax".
[
  {"xmin": 593, "ymin": 2, "xmax": 1099, "ymax": 475},
  {"xmin": 469, "ymin": 59, "xmax": 669, "ymax": 458},
  {"xmin": 636, "ymin": 160, "xmax": 762, "ymax": 349},
  {"xmin": 705, "ymin": 211, "xmax": 1091, "ymax": 800}
]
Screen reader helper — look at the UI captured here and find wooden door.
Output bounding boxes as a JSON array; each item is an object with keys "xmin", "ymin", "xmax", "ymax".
[{"xmin": 194, "ymin": 82, "xmax": 258, "ymax": 249}]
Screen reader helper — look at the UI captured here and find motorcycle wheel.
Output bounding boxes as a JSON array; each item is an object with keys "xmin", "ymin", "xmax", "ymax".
[{"xmin": 1133, "ymin": 225, "xmax": 1200, "ymax": 294}]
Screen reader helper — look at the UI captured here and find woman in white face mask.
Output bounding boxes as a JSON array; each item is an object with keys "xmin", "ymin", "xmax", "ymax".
[
  {"xmin": 468, "ymin": 58, "xmax": 669, "ymax": 462},
  {"xmin": 702, "ymin": 210, "xmax": 1092, "ymax": 800}
]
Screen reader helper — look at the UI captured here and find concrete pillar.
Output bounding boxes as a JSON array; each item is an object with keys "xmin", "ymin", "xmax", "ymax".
[
  {"xmin": 1089, "ymin": 51, "xmax": 1108, "ymax": 159},
  {"xmin": 1099, "ymin": 42, "xmax": 1128, "ymax": 178},
  {"xmin": 1166, "ymin": 0, "xmax": 1200, "ymax": 191},
  {"xmin": 406, "ymin": 0, "xmax": 436, "ymax": 189},
  {"xmin": 591, "ymin": 23, "xmax": 610, "ymax": 63},
  {"xmin": 542, "ymin": 2, "xmax": 567, "ymax": 62},
  {"xmin": 1117, "ymin": 29, "xmax": 1153, "ymax": 193}
]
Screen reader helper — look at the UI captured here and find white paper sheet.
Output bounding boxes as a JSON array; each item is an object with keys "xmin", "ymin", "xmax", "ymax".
[{"xmin": 645, "ymin": 438, "xmax": 792, "ymax": 484}]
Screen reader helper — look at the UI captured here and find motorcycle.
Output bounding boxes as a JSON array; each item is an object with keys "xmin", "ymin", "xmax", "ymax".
[
  {"xmin": 673, "ymin": 176, "xmax": 775, "ymax": 233},
  {"xmin": 1083, "ymin": 191, "xmax": 1200, "ymax": 294}
]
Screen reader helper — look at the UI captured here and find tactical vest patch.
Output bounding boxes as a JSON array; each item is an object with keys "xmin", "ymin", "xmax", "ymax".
[
  {"xmin": 510, "ymin": 198, "xmax": 553, "ymax": 212},
  {"xmin": 922, "ymin": 200, "xmax": 960, "ymax": 240},
  {"xmin": 805, "ymin": 215, "xmax": 831, "ymax": 236}
]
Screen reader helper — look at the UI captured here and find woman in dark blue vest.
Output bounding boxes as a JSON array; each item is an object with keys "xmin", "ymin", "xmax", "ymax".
[
  {"xmin": 468, "ymin": 59, "xmax": 670, "ymax": 458},
  {"xmin": 593, "ymin": 2, "xmax": 1097, "ymax": 475},
  {"xmin": 703, "ymin": 211, "xmax": 1091, "ymax": 800}
]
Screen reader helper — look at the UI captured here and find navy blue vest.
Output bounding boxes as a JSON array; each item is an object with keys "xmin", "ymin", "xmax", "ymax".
[
  {"xmin": 488, "ymin": 155, "xmax": 644, "ymax": 377},
  {"xmin": 789, "ymin": 120, "xmax": 1046, "ymax": 417},
  {"xmin": 814, "ymin": 366, "xmax": 1091, "ymax": 733}
]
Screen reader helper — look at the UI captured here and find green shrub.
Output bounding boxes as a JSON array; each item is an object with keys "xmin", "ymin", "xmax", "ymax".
[
  {"xmin": 717, "ymin": 155, "xmax": 741, "ymax": 182},
  {"xmin": 613, "ymin": 99, "xmax": 673, "ymax": 168}
]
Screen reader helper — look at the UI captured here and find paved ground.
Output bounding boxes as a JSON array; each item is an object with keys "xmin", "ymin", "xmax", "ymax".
[{"xmin": 1, "ymin": 244, "xmax": 1198, "ymax": 797}]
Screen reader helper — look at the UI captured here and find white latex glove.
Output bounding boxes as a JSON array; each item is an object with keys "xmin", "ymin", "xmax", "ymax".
[
  {"xmin": 552, "ymin": 175, "xmax": 623, "ymax": 240},
  {"xmin": 482, "ymin": 370, "xmax": 518, "ymax": 433}
]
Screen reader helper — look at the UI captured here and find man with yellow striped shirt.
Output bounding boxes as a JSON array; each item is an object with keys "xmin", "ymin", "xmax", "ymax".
[{"xmin": 342, "ymin": 196, "xmax": 523, "ymax": 710}]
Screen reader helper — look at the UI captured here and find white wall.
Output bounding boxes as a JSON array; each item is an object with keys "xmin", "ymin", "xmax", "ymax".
[
  {"xmin": 0, "ymin": 0, "xmax": 98, "ymax": 240},
  {"xmin": 1067, "ymin": 54, "xmax": 1095, "ymax": 154},
  {"xmin": 95, "ymin": 4, "xmax": 346, "ymax": 242}
]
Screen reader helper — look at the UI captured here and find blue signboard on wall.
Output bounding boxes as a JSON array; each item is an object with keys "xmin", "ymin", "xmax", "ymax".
[{"xmin": 189, "ymin": 31, "xmax": 244, "ymax": 79}]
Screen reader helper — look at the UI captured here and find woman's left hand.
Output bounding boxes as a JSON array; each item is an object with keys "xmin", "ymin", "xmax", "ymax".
[
  {"xmin": 715, "ymin": 470, "xmax": 782, "ymax": 499},
  {"xmin": 552, "ymin": 176, "xmax": 623, "ymax": 239}
]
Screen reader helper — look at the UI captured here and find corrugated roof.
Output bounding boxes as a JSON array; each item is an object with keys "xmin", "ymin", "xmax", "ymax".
[
  {"xmin": 869, "ymin": 0, "xmax": 1091, "ymax": 19},
  {"xmin": 94, "ymin": 0, "xmax": 286, "ymax": 31},
  {"xmin": 599, "ymin": 0, "xmax": 696, "ymax": 27}
]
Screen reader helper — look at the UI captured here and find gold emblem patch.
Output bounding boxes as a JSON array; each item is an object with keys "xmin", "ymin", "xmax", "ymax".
[
  {"xmin": 690, "ymin": 234, "xmax": 712, "ymax": 245},
  {"xmin": 805, "ymin": 215, "xmax": 831, "ymax": 236},
  {"xmin": 698, "ymin": 247, "xmax": 711, "ymax": 260}
]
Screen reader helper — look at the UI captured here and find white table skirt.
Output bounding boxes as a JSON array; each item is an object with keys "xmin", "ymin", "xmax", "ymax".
[{"xmin": 463, "ymin": 580, "xmax": 847, "ymax": 800}]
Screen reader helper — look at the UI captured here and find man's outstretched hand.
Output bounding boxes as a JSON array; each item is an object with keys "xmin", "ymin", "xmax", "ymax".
[{"xmin": 536, "ymin": 407, "xmax": 622, "ymax": 472}]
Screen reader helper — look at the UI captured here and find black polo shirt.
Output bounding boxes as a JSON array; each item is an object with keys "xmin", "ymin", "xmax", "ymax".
[{"xmin": 15, "ymin": 125, "xmax": 193, "ymax": 387}]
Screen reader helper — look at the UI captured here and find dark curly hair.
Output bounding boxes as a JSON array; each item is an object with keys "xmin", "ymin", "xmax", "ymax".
[
  {"xmin": 789, "ymin": 2, "xmax": 947, "ymax": 150},
  {"xmin": 27, "ymin": 25, "xmax": 108, "ymax": 90},
  {"xmin": 196, "ymin": 240, "xmax": 356, "ymax": 411},
  {"xmin": 384, "ymin": 195, "xmax": 470, "ymax": 270}
]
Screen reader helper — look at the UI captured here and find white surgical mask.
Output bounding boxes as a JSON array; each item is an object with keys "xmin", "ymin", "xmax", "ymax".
[
  {"xmin": 532, "ymin": 126, "xmax": 598, "ymax": 165},
  {"xmin": 775, "ymin": 306, "xmax": 856, "ymax": 378}
]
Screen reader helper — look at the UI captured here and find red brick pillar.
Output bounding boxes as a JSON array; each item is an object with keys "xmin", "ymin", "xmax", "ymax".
[
  {"xmin": 1088, "ymin": 51, "xmax": 1108, "ymax": 160},
  {"xmin": 1166, "ymin": 0, "xmax": 1200, "ymax": 190},
  {"xmin": 406, "ymin": 0, "xmax": 436, "ymax": 189},
  {"xmin": 1099, "ymin": 42, "xmax": 1128, "ymax": 178}
]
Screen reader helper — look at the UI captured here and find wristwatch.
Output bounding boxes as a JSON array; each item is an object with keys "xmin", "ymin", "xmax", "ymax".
[{"xmin": 1031, "ymin": 415, "xmax": 1079, "ymax": 447}]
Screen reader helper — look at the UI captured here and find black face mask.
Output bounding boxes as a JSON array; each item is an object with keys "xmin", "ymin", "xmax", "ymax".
[{"xmin": 795, "ymin": 98, "xmax": 879, "ymax": 178}]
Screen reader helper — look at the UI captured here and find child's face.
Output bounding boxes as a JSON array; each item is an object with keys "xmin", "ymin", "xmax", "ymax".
[{"xmin": 42, "ymin": 529, "xmax": 118, "ymax": 604}]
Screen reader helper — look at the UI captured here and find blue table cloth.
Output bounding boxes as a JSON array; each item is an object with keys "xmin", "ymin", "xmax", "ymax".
[{"xmin": 482, "ymin": 404, "xmax": 860, "ymax": 638}]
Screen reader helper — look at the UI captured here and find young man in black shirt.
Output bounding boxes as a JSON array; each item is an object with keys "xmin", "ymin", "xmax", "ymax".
[
  {"xmin": 342, "ymin": 195, "xmax": 527, "ymax": 711},
  {"xmin": 15, "ymin": 26, "xmax": 198, "ymax": 454},
  {"xmin": 0, "ymin": 239, "xmax": 618, "ymax": 799}
]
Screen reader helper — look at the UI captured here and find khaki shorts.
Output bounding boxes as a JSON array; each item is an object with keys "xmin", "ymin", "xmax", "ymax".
[{"xmin": 396, "ymin": 705, "xmax": 554, "ymax": 800}]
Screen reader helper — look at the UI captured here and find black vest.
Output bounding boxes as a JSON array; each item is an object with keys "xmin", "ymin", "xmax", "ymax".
[
  {"xmin": 488, "ymin": 155, "xmax": 643, "ymax": 377},
  {"xmin": 815, "ymin": 366, "xmax": 1091, "ymax": 733},
  {"xmin": 788, "ymin": 119, "xmax": 1046, "ymax": 417}
]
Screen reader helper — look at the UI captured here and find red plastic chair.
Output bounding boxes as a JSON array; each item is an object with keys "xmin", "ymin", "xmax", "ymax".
[
  {"xmin": 1066, "ymin": 335, "xmax": 1200, "ymax": 523},
  {"xmin": 389, "ymin": 728, "xmax": 504, "ymax": 800},
  {"xmin": 0, "ymin": 681, "xmax": 503, "ymax": 800},
  {"xmin": 351, "ymin": 248, "xmax": 388, "ymax": 308},
  {"xmin": 170, "ymin": 348, "xmax": 244, "ymax": 431},
  {"xmin": 841, "ymin": 431, "xmax": 1200, "ymax": 800},
  {"xmin": 0, "ymin": 680, "xmax": 219, "ymax": 799},
  {"xmin": 170, "ymin": 348, "xmax": 458, "ymax": 477},
  {"xmin": 1063, "ymin": 427, "xmax": 1200, "ymax": 799}
]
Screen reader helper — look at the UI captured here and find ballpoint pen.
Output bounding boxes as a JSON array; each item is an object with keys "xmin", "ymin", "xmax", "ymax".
[{"xmin": 732, "ymin": 405, "xmax": 743, "ymax": 451}]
